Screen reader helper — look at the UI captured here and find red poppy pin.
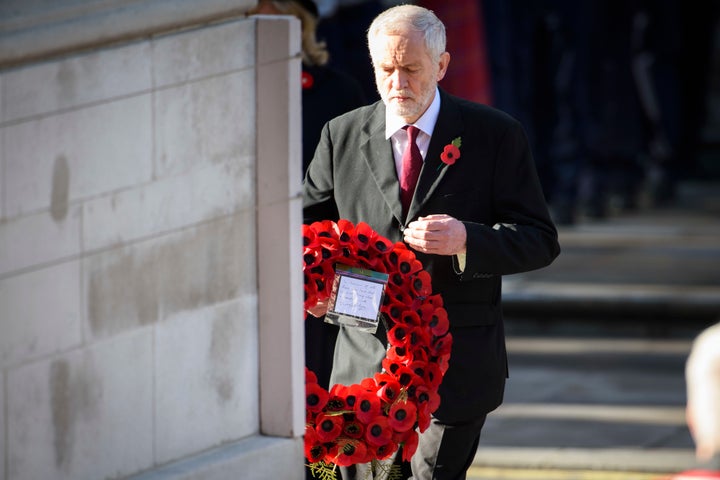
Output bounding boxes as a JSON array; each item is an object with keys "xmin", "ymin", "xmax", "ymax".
[
  {"xmin": 301, "ymin": 71, "xmax": 314, "ymax": 89},
  {"xmin": 440, "ymin": 136, "xmax": 462, "ymax": 167}
]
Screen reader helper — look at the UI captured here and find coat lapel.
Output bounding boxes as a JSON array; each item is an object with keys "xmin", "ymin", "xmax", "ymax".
[
  {"xmin": 407, "ymin": 90, "xmax": 464, "ymax": 222},
  {"xmin": 360, "ymin": 103, "xmax": 405, "ymax": 223}
]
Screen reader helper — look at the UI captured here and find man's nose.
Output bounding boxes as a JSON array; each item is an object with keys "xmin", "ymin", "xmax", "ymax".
[{"xmin": 390, "ymin": 70, "xmax": 408, "ymax": 89}]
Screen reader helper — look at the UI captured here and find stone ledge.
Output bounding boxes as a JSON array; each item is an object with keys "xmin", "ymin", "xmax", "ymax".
[
  {"xmin": 128, "ymin": 435, "xmax": 303, "ymax": 480},
  {"xmin": 0, "ymin": 0, "xmax": 254, "ymax": 69}
]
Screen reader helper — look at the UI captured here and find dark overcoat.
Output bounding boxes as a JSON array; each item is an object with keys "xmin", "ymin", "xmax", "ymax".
[{"xmin": 303, "ymin": 89, "xmax": 561, "ymax": 422}]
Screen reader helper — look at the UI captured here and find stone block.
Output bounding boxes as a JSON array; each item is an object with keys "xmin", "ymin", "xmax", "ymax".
[
  {"xmin": 84, "ymin": 211, "xmax": 256, "ymax": 339},
  {"xmin": 1, "ymin": 42, "xmax": 152, "ymax": 122},
  {"xmin": 0, "ymin": 115, "xmax": 4, "ymax": 220},
  {"xmin": 7, "ymin": 329, "xmax": 154, "ymax": 480},
  {"xmin": 153, "ymin": 19, "xmax": 255, "ymax": 88},
  {"xmin": 0, "ymin": 262, "xmax": 82, "ymax": 369},
  {"xmin": 154, "ymin": 70, "xmax": 255, "ymax": 178},
  {"xmin": 4, "ymin": 95, "xmax": 153, "ymax": 217},
  {"xmin": 0, "ymin": 376, "xmax": 4, "ymax": 480},
  {"xmin": 0, "ymin": 206, "xmax": 81, "ymax": 276},
  {"xmin": 155, "ymin": 297, "xmax": 259, "ymax": 464},
  {"xmin": 256, "ymin": 16, "xmax": 301, "ymax": 66},
  {"xmin": 83, "ymin": 159, "xmax": 253, "ymax": 252}
]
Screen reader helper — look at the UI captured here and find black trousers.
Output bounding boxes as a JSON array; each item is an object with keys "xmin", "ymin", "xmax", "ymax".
[
  {"xmin": 410, "ymin": 415, "xmax": 487, "ymax": 480},
  {"xmin": 339, "ymin": 414, "xmax": 487, "ymax": 480}
]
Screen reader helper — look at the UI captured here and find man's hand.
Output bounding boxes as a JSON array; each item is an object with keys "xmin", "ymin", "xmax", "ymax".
[
  {"xmin": 403, "ymin": 214, "xmax": 467, "ymax": 255},
  {"xmin": 306, "ymin": 299, "xmax": 329, "ymax": 318}
]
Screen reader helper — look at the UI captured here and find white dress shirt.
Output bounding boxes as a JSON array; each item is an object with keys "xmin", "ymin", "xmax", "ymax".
[{"xmin": 385, "ymin": 88, "xmax": 442, "ymax": 179}]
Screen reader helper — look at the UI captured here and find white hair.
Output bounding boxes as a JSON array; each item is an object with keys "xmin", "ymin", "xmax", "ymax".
[
  {"xmin": 686, "ymin": 321, "xmax": 720, "ymax": 461},
  {"xmin": 367, "ymin": 4, "xmax": 446, "ymax": 63}
]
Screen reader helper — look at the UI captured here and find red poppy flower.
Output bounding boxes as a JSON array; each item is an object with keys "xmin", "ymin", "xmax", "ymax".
[
  {"xmin": 431, "ymin": 333, "xmax": 453, "ymax": 357},
  {"xmin": 345, "ymin": 384, "xmax": 367, "ymax": 410},
  {"xmin": 309, "ymin": 220, "xmax": 332, "ymax": 236},
  {"xmin": 426, "ymin": 294, "xmax": 444, "ymax": 308},
  {"xmin": 400, "ymin": 430, "xmax": 419, "ymax": 461},
  {"xmin": 360, "ymin": 377, "xmax": 377, "ymax": 391},
  {"xmin": 407, "ymin": 327, "xmax": 431, "ymax": 350},
  {"xmin": 440, "ymin": 144, "xmax": 460, "ymax": 165},
  {"xmin": 373, "ymin": 440, "xmax": 399, "ymax": 460},
  {"xmin": 381, "ymin": 358, "xmax": 402, "ymax": 377},
  {"xmin": 381, "ymin": 296, "xmax": 405, "ymax": 324},
  {"xmin": 305, "ymin": 367, "xmax": 318, "ymax": 385},
  {"xmin": 334, "ymin": 219, "xmax": 355, "ymax": 243},
  {"xmin": 354, "ymin": 389, "xmax": 382, "ymax": 424},
  {"xmin": 304, "ymin": 426, "xmax": 326, "ymax": 463},
  {"xmin": 386, "ymin": 345, "xmax": 410, "ymax": 363},
  {"xmin": 369, "ymin": 232, "xmax": 392, "ymax": 255},
  {"xmin": 408, "ymin": 360, "xmax": 428, "ymax": 380},
  {"xmin": 392, "ymin": 365, "xmax": 416, "ymax": 387},
  {"xmin": 352, "ymin": 222, "xmax": 376, "ymax": 251},
  {"xmin": 302, "ymin": 224, "xmax": 318, "ymax": 248},
  {"xmin": 388, "ymin": 270, "xmax": 409, "ymax": 293},
  {"xmin": 411, "ymin": 270, "xmax": 432, "ymax": 297},
  {"xmin": 375, "ymin": 373, "xmax": 402, "ymax": 404},
  {"xmin": 388, "ymin": 401, "xmax": 417, "ymax": 432},
  {"xmin": 343, "ymin": 418, "xmax": 365, "ymax": 439},
  {"xmin": 306, "ymin": 382, "xmax": 329, "ymax": 413},
  {"xmin": 399, "ymin": 309, "xmax": 422, "ymax": 327},
  {"xmin": 424, "ymin": 362, "xmax": 443, "ymax": 390},
  {"xmin": 365, "ymin": 416, "xmax": 393, "ymax": 446},
  {"xmin": 397, "ymin": 250, "xmax": 423, "ymax": 276},
  {"xmin": 416, "ymin": 403, "xmax": 432, "ymax": 432},
  {"xmin": 303, "ymin": 247, "xmax": 323, "ymax": 268},
  {"xmin": 315, "ymin": 413, "xmax": 343, "ymax": 442},
  {"xmin": 436, "ymin": 352, "xmax": 451, "ymax": 374},
  {"xmin": 301, "ymin": 70, "xmax": 314, "ymax": 89},
  {"xmin": 429, "ymin": 307, "xmax": 449, "ymax": 336},
  {"xmin": 327, "ymin": 385, "xmax": 349, "ymax": 412},
  {"xmin": 388, "ymin": 324, "xmax": 410, "ymax": 347},
  {"xmin": 334, "ymin": 438, "xmax": 369, "ymax": 467}
]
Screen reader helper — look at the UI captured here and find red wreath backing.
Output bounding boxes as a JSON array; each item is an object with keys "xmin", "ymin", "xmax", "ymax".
[{"xmin": 303, "ymin": 219, "xmax": 453, "ymax": 469}]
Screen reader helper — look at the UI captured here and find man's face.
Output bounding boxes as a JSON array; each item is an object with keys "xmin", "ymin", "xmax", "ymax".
[{"xmin": 371, "ymin": 28, "xmax": 449, "ymax": 124}]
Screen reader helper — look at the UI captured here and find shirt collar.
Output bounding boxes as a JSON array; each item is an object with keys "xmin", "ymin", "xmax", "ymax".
[{"xmin": 385, "ymin": 87, "xmax": 442, "ymax": 139}]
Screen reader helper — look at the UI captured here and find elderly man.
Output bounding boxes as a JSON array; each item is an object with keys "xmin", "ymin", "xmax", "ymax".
[{"xmin": 303, "ymin": 4, "xmax": 560, "ymax": 479}]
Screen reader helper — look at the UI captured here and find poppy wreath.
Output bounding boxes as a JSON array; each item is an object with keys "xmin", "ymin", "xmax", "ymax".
[{"xmin": 303, "ymin": 219, "xmax": 453, "ymax": 470}]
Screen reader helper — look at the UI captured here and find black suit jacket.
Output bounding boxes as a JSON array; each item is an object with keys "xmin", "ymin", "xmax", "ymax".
[{"xmin": 303, "ymin": 89, "xmax": 560, "ymax": 422}]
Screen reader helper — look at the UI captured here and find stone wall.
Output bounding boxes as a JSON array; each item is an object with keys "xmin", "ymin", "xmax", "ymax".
[{"xmin": 0, "ymin": 10, "xmax": 303, "ymax": 480}]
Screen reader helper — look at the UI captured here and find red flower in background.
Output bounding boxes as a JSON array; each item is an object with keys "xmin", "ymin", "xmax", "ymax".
[{"xmin": 301, "ymin": 70, "xmax": 314, "ymax": 89}]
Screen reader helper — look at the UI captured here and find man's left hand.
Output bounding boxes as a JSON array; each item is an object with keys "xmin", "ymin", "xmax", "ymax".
[{"xmin": 403, "ymin": 214, "xmax": 467, "ymax": 256}]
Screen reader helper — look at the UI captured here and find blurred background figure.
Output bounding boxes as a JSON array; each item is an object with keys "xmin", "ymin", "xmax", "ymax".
[
  {"xmin": 248, "ymin": 0, "xmax": 366, "ymax": 399},
  {"xmin": 249, "ymin": 0, "xmax": 367, "ymax": 175},
  {"xmin": 667, "ymin": 322, "xmax": 720, "ymax": 479},
  {"xmin": 315, "ymin": 0, "xmax": 385, "ymax": 103},
  {"xmin": 478, "ymin": 0, "xmax": 719, "ymax": 225}
]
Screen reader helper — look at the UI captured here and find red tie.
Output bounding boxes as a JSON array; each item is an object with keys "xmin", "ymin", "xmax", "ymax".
[{"xmin": 400, "ymin": 125, "xmax": 422, "ymax": 216}]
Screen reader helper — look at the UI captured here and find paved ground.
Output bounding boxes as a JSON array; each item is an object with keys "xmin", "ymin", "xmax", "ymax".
[{"xmin": 470, "ymin": 181, "xmax": 720, "ymax": 479}]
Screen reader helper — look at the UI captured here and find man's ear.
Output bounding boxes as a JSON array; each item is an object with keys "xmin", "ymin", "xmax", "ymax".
[{"xmin": 437, "ymin": 52, "xmax": 450, "ymax": 82}]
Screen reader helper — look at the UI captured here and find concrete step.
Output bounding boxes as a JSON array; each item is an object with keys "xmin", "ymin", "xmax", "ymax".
[
  {"xmin": 503, "ymin": 206, "xmax": 720, "ymax": 321},
  {"xmin": 475, "ymin": 335, "xmax": 699, "ymax": 474}
]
